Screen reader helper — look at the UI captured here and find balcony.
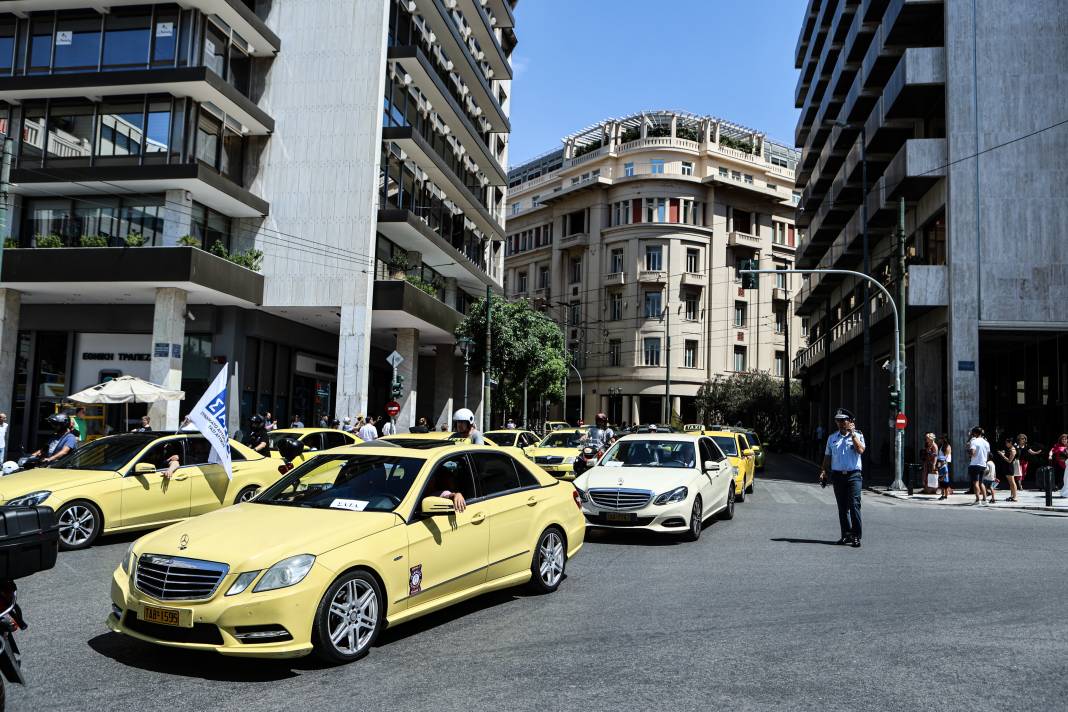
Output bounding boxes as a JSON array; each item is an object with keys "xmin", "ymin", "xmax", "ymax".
[
  {"xmin": 604, "ymin": 272, "xmax": 626, "ymax": 286},
  {"xmin": 679, "ymin": 272, "xmax": 705, "ymax": 288},
  {"xmin": 884, "ymin": 138, "xmax": 947, "ymax": 200},
  {"xmin": 727, "ymin": 231, "xmax": 762, "ymax": 249},
  {"xmin": 0, "ymin": 67, "xmax": 272, "ymax": 135},
  {"xmin": 372, "ymin": 280, "xmax": 462, "ymax": 343},
  {"xmin": 638, "ymin": 270, "xmax": 667, "ymax": 284},
  {"xmin": 772, "ymin": 287, "xmax": 790, "ymax": 302},
  {"xmin": 559, "ymin": 232, "xmax": 589, "ymax": 248},
  {"xmin": 533, "ymin": 286, "xmax": 550, "ymax": 300},
  {"xmin": 618, "ymin": 137, "xmax": 701, "ymax": 156},
  {"xmin": 883, "ymin": 47, "xmax": 946, "ymax": 121},
  {"xmin": 378, "ymin": 208, "xmax": 498, "ymax": 294},
  {"xmin": 771, "ymin": 240, "xmax": 797, "ymax": 256},
  {"xmin": 458, "ymin": 0, "xmax": 512, "ymax": 78}
]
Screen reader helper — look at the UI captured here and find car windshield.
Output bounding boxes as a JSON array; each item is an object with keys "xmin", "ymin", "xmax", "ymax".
[
  {"xmin": 51, "ymin": 434, "xmax": 158, "ymax": 471},
  {"xmin": 711, "ymin": 436, "xmax": 738, "ymax": 457},
  {"xmin": 540, "ymin": 432, "xmax": 584, "ymax": 448},
  {"xmin": 485, "ymin": 432, "xmax": 517, "ymax": 446},
  {"xmin": 601, "ymin": 440, "xmax": 696, "ymax": 468},
  {"xmin": 257, "ymin": 454, "xmax": 425, "ymax": 512}
]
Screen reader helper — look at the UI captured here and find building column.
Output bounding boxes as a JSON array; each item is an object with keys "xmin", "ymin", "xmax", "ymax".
[
  {"xmin": 433, "ymin": 345, "xmax": 455, "ymax": 430},
  {"xmin": 671, "ymin": 395, "xmax": 682, "ymax": 420},
  {"xmin": 0, "ymin": 289, "xmax": 20, "ymax": 417},
  {"xmin": 394, "ymin": 329, "xmax": 419, "ymax": 429},
  {"xmin": 336, "ymin": 299, "xmax": 373, "ymax": 424},
  {"xmin": 162, "ymin": 189, "xmax": 193, "ymax": 247},
  {"xmin": 149, "ymin": 287, "xmax": 187, "ymax": 430},
  {"xmin": 630, "ymin": 394, "xmax": 640, "ymax": 425}
]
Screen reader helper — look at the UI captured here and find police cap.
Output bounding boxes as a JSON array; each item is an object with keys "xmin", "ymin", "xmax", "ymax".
[{"xmin": 833, "ymin": 408, "xmax": 856, "ymax": 421}]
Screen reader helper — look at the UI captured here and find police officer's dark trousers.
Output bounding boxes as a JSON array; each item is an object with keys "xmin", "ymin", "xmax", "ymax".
[{"xmin": 830, "ymin": 470, "xmax": 862, "ymax": 539}]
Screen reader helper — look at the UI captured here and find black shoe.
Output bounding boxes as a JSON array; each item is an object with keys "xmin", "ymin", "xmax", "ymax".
[
  {"xmin": 836, "ymin": 536, "xmax": 851, "ymax": 545},
  {"xmin": 850, "ymin": 537, "xmax": 861, "ymax": 548}
]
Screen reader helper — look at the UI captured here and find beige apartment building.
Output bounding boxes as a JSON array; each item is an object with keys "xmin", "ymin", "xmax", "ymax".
[{"xmin": 505, "ymin": 110, "xmax": 802, "ymax": 426}]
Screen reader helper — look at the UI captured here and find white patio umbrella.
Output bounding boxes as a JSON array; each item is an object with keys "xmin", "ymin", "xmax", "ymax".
[{"xmin": 68, "ymin": 376, "xmax": 185, "ymax": 432}]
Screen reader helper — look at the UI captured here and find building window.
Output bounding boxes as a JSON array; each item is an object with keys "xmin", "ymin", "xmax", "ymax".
[
  {"xmin": 734, "ymin": 347, "xmax": 747, "ymax": 372},
  {"xmin": 609, "ymin": 291, "xmax": 623, "ymax": 321},
  {"xmin": 610, "ymin": 248, "xmax": 624, "ymax": 274},
  {"xmin": 684, "ymin": 340, "xmax": 698, "ymax": 368},
  {"xmin": 624, "ymin": 162, "xmax": 634, "ymax": 177},
  {"xmin": 650, "ymin": 159, "xmax": 664, "ymax": 174},
  {"xmin": 685, "ymin": 294, "xmax": 699, "ymax": 321},
  {"xmin": 645, "ymin": 244, "xmax": 663, "ymax": 271},
  {"xmin": 643, "ymin": 338, "xmax": 661, "ymax": 366},
  {"xmin": 743, "ymin": 174, "xmax": 754, "ymax": 184},
  {"xmin": 517, "ymin": 271, "xmax": 528, "ymax": 294},
  {"xmin": 801, "ymin": 318, "xmax": 810, "ymax": 340},
  {"xmin": 531, "ymin": 194, "xmax": 540, "ymax": 207},
  {"xmin": 719, "ymin": 166, "xmax": 728, "ymax": 177},
  {"xmin": 644, "ymin": 290, "xmax": 663, "ymax": 319},
  {"xmin": 731, "ymin": 170, "xmax": 741, "ymax": 181},
  {"xmin": 645, "ymin": 197, "xmax": 667, "ymax": 223},
  {"xmin": 569, "ymin": 256, "xmax": 582, "ymax": 284},
  {"xmin": 538, "ymin": 266, "xmax": 550, "ymax": 289},
  {"xmin": 510, "ymin": 202, "xmax": 520, "ymax": 216},
  {"xmin": 734, "ymin": 302, "xmax": 747, "ymax": 327},
  {"xmin": 681, "ymin": 161, "xmax": 694, "ymax": 176},
  {"xmin": 775, "ymin": 351, "xmax": 785, "ymax": 377},
  {"xmin": 775, "ymin": 308, "xmax": 785, "ymax": 334},
  {"xmin": 608, "ymin": 339, "xmax": 622, "ymax": 367},
  {"xmin": 569, "ymin": 302, "xmax": 581, "ymax": 328},
  {"xmin": 775, "ymin": 267, "xmax": 788, "ymax": 289},
  {"xmin": 685, "ymin": 248, "xmax": 699, "ymax": 273}
]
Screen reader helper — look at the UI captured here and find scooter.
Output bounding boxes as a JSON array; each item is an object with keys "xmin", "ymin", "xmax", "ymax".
[{"xmin": 572, "ymin": 444, "xmax": 603, "ymax": 478}]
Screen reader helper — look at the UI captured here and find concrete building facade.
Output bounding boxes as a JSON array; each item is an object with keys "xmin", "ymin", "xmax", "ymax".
[
  {"xmin": 0, "ymin": 0, "xmax": 517, "ymax": 450},
  {"xmin": 793, "ymin": 0, "xmax": 1068, "ymax": 477},
  {"xmin": 506, "ymin": 110, "xmax": 802, "ymax": 426}
]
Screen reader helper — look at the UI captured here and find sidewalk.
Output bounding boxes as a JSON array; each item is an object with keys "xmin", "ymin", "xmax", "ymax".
[{"xmin": 869, "ymin": 487, "xmax": 1068, "ymax": 512}]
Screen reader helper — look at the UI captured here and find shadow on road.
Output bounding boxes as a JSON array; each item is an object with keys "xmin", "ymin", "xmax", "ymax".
[
  {"xmin": 583, "ymin": 520, "xmax": 724, "ymax": 547},
  {"xmin": 769, "ymin": 537, "xmax": 842, "ymax": 546}
]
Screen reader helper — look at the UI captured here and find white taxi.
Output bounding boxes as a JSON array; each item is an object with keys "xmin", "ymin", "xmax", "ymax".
[{"xmin": 572, "ymin": 434, "xmax": 734, "ymax": 541}]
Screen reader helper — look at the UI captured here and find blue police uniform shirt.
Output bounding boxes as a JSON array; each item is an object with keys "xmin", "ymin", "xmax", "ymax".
[{"xmin": 825, "ymin": 430, "xmax": 864, "ymax": 472}]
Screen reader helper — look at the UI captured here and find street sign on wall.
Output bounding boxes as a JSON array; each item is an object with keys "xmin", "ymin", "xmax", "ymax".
[
  {"xmin": 385, "ymin": 401, "xmax": 401, "ymax": 417},
  {"xmin": 895, "ymin": 413, "xmax": 908, "ymax": 430}
]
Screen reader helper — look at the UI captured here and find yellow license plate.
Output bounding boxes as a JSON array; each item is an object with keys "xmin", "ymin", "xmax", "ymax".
[{"xmin": 142, "ymin": 605, "xmax": 181, "ymax": 627}]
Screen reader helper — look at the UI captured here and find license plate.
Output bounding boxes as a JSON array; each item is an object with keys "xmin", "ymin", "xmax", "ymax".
[
  {"xmin": 141, "ymin": 605, "xmax": 181, "ymax": 627},
  {"xmin": 605, "ymin": 512, "xmax": 635, "ymax": 523}
]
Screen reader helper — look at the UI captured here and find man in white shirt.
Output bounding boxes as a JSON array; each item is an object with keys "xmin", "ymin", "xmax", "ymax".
[
  {"xmin": 967, "ymin": 426, "xmax": 992, "ymax": 504},
  {"xmin": 358, "ymin": 417, "xmax": 378, "ymax": 441},
  {"xmin": 381, "ymin": 418, "xmax": 396, "ymax": 436},
  {"xmin": 0, "ymin": 412, "xmax": 8, "ymax": 464}
]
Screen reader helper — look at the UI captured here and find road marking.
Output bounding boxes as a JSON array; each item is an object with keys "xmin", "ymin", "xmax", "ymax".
[{"xmin": 765, "ymin": 484, "xmax": 799, "ymax": 504}]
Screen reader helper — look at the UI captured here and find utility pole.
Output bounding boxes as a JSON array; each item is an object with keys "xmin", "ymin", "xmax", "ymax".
[
  {"xmin": 0, "ymin": 136, "xmax": 12, "ymax": 271},
  {"xmin": 663, "ymin": 242, "xmax": 672, "ymax": 424},
  {"xmin": 483, "ymin": 285, "xmax": 492, "ymax": 432},
  {"xmin": 895, "ymin": 197, "xmax": 907, "ymax": 490},
  {"xmin": 523, "ymin": 376, "xmax": 528, "ymax": 430},
  {"xmin": 784, "ymin": 296, "xmax": 791, "ymax": 438}
]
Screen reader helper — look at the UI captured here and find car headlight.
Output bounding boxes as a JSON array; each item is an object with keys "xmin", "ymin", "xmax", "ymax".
[
  {"xmin": 563, "ymin": 456, "xmax": 576, "ymax": 465},
  {"xmin": 120, "ymin": 544, "xmax": 135, "ymax": 575},
  {"xmin": 226, "ymin": 570, "xmax": 261, "ymax": 596},
  {"xmin": 252, "ymin": 554, "xmax": 315, "ymax": 593},
  {"xmin": 6, "ymin": 490, "xmax": 51, "ymax": 507},
  {"xmin": 653, "ymin": 486, "xmax": 688, "ymax": 505},
  {"xmin": 732, "ymin": 466, "xmax": 739, "ymax": 476},
  {"xmin": 575, "ymin": 488, "xmax": 589, "ymax": 503}
]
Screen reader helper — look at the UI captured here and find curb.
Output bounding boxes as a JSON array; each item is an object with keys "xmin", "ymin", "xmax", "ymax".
[{"xmin": 865, "ymin": 487, "xmax": 1068, "ymax": 513}]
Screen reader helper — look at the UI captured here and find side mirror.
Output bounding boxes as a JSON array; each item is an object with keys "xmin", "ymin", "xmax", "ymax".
[
  {"xmin": 703, "ymin": 460, "xmax": 719, "ymax": 472},
  {"xmin": 133, "ymin": 462, "xmax": 156, "ymax": 475},
  {"xmin": 742, "ymin": 449, "xmax": 754, "ymax": 457},
  {"xmin": 420, "ymin": 496, "xmax": 456, "ymax": 516}
]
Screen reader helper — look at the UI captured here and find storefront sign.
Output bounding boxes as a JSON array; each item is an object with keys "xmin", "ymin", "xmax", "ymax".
[
  {"xmin": 156, "ymin": 22, "xmax": 174, "ymax": 38},
  {"xmin": 171, "ymin": 343, "xmax": 182, "ymax": 359},
  {"xmin": 154, "ymin": 342, "xmax": 170, "ymax": 358},
  {"xmin": 295, "ymin": 353, "xmax": 338, "ymax": 380},
  {"xmin": 957, "ymin": 360, "xmax": 976, "ymax": 372},
  {"xmin": 74, "ymin": 334, "xmax": 153, "ymax": 390}
]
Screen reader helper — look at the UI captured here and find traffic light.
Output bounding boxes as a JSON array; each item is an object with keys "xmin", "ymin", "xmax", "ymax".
[
  {"xmin": 391, "ymin": 374, "xmax": 405, "ymax": 399},
  {"xmin": 740, "ymin": 258, "xmax": 759, "ymax": 289},
  {"xmin": 888, "ymin": 387, "xmax": 900, "ymax": 412}
]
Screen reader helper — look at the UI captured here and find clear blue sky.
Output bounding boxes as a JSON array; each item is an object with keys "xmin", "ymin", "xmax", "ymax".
[{"xmin": 508, "ymin": 0, "xmax": 805, "ymax": 167}]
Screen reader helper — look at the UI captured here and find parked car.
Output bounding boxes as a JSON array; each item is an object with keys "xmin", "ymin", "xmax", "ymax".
[
  {"xmin": 108, "ymin": 441, "xmax": 585, "ymax": 662},
  {"xmin": 484, "ymin": 429, "xmax": 541, "ymax": 454},
  {"xmin": 527, "ymin": 429, "xmax": 588, "ymax": 480},
  {"xmin": 704, "ymin": 430, "xmax": 755, "ymax": 501}
]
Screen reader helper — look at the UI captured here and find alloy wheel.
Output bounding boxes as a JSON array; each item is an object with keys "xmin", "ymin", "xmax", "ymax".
[
  {"xmin": 538, "ymin": 531, "xmax": 565, "ymax": 588},
  {"xmin": 326, "ymin": 579, "xmax": 379, "ymax": 656},
  {"xmin": 237, "ymin": 487, "xmax": 259, "ymax": 503},
  {"xmin": 58, "ymin": 505, "xmax": 95, "ymax": 547},
  {"xmin": 691, "ymin": 499, "xmax": 702, "ymax": 538}
]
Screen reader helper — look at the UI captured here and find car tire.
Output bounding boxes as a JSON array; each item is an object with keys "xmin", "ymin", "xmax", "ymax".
[
  {"xmin": 736, "ymin": 479, "xmax": 746, "ymax": 503},
  {"xmin": 682, "ymin": 496, "xmax": 703, "ymax": 542},
  {"xmin": 526, "ymin": 527, "xmax": 566, "ymax": 594},
  {"xmin": 746, "ymin": 477, "xmax": 755, "ymax": 495},
  {"xmin": 718, "ymin": 483, "xmax": 736, "ymax": 521},
  {"xmin": 56, "ymin": 500, "xmax": 103, "ymax": 550},
  {"xmin": 311, "ymin": 570, "xmax": 384, "ymax": 665},
  {"xmin": 233, "ymin": 486, "xmax": 260, "ymax": 504}
]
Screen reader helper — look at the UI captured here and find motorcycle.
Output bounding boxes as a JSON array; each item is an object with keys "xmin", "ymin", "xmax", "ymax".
[{"xmin": 572, "ymin": 444, "xmax": 603, "ymax": 478}]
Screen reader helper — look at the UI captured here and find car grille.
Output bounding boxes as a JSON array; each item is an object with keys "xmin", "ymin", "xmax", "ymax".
[
  {"xmin": 588, "ymin": 488, "xmax": 652, "ymax": 510},
  {"xmin": 535, "ymin": 456, "xmax": 563, "ymax": 465},
  {"xmin": 135, "ymin": 554, "xmax": 229, "ymax": 601}
]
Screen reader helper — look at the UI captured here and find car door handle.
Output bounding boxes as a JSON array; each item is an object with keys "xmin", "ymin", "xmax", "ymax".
[
  {"xmin": 471, "ymin": 511, "xmax": 486, "ymax": 523},
  {"xmin": 172, "ymin": 474, "xmax": 188, "ymax": 481},
  {"xmin": 526, "ymin": 495, "xmax": 539, "ymax": 507}
]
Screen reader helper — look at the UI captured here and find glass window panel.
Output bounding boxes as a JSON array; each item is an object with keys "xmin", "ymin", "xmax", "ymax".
[
  {"xmin": 102, "ymin": 11, "xmax": 150, "ymax": 70},
  {"xmin": 96, "ymin": 103, "xmax": 145, "ymax": 162},
  {"xmin": 203, "ymin": 22, "xmax": 227, "ymax": 78},
  {"xmin": 119, "ymin": 194, "xmax": 164, "ymax": 246},
  {"xmin": 29, "ymin": 19, "xmax": 53, "ymax": 75},
  {"xmin": 20, "ymin": 105, "xmax": 46, "ymax": 162},
  {"xmin": 205, "ymin": 206, "xmax": 230, "ymax": 252},
  {"xmin": 46, "ymin": 105, "xmax": 95, "ymax": 164},
  {"xmin": 144, "ymin": 100, "xmax": 171, "ymax": 163},
  {"xmin": 26, "ymin": 199, "xmax": 73, "ymax": 245},
  {"xmin": 74, "ymin": 197, "xmax": 119, "ymax": 242},
  {"xmin": 0, "ymin": 21, "xmax": 17, "ymax": 74},
  {"xmin": 195, "ymin": 111, "xmax": 221, "ymax": 167},
  {"xmin": 228, "ymin": 44, "xmax": 250, "ymax": 94},
  {"xmin": 54, "ymin": 14, "xmax": 101, "ymax": 73},
  {"xmin": 151, "ymin": 9, "xmax": 179, "ymax": 66},
  {"xmin": 220, "ymin": 126, "xmax": 243, "ymax": 183},
  {"xmin": 189, "ymin": 202, "xmax": 207, "ymax": 247}
]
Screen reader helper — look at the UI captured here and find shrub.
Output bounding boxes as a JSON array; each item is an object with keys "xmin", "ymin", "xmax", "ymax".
[
  {"xmin": 406, "ymin": 275, "xmax": 438, "ymax": 296},
  {"xmin": 34, "ymin": 233, "xmax": 64, "ymax": 248},
  {"xmin": 209, "ymin": 239, "xmax": 229, "ymax": 258},
  {"xmin": 3, "ymin": 238, "xmax": 17, "ymax": 249},
  {"xmin": 124, "ymin": 231, "xmax": 146, "ymax": 247},
  {"xmin": 177, "ymin": 235, "xmax": 200, "ymax": 247},
  {"xmin": 79, "ymin": 234, "xmax": 110, "ymax": 247},
  {"xmin": 228, "ymin": 248, "xmax": 263, "ymax": 272}
]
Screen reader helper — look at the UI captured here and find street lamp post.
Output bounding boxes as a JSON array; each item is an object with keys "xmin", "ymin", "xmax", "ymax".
[
  {"xmin": 457, "ymin": 336, "xmax": 474, "ymax": 409},
  {"xmin": 568, "ymin": 361, "xmax": 583, "ymax": 422}
]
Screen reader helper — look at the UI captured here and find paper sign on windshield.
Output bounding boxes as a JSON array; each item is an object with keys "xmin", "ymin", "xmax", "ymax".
[
  {"xmin": 603, "ymin": 461, "xmax": 624, "ymax": 467},
  {"xmin": 329, "ymin": 498, "xmax": 368, "ymax": 512}
]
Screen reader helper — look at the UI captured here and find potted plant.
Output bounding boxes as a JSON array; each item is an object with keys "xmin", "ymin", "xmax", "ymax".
[
  {"xmin": 388, "ymin": 253, "xmax": 410, "ymax": 279},
  {"xmin": 2, "ymin": 238, "xmax": 17, "ymax": 249},
  {"xmin": 124, "ymin": 231, "xmax": 146, "ymax": 247},
  {"xmin": 177, "ymin": 235, "xmax": 200, "ymax": 247},
  {"xmin": 34, "ymin": 234, "xmax": 64, "ymax": 248},
  {"xmin": 79, "ymin": 234, "xmax": 109, "ymax": 247}
]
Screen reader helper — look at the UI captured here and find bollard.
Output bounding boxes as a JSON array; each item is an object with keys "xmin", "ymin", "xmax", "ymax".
[
  {"xmin": 905, "ymin": 463, "xmax": 923, "ymax": 496},
  {"xmin": 1038, "ymin": 465, "xmax": 1054, "ymax": 507}
]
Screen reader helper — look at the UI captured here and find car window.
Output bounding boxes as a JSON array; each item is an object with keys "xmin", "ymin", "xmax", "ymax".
[
  {"xmin": 469, "ymin": 452, "xmax": 522, "ymax": 497},
  {"xmin": 321, "ymin": 432, "xmax": 351, "ymax": 450},
  {"xmin": 711, "ymin": 435, "xmax": 738, "ymax": 457},
  {"xmin": 522, "ymin": 433, "xmax": 537, "ymax": 448},
  {"xmin": 424, "ymin": 455, "xmax": 477, "ymax": 500},
  {"xmin": 738, "ymin": 435, "xmax": 751, "ymax": 451},
  {"xmin": 698, "ymin": 439, "xmax": 714, "ymax": 466},
  {"xmin": 484, "ymin": 432, "xmax": 515, "ymax": 447},
  {"xmin": 51, "ymin": 433, "xmax": 156, "ymax": 471},
  {"xmin": 134, "ymin": 440, "xmax": 183, "ymax": 472},
  {"xmin": 229, "ymin": 444, "xmax": 246, "ymax": 461},
  {"xmin": 746, "ymin": 431, "xmax": 761, "ymax": 446},
  {"xmin": 301, "ymin": 432, "xmax": 323, "ymax": 451},
  {"xmin": 184, "ymin": 436, "xmax": 212, "ymax": 465}
]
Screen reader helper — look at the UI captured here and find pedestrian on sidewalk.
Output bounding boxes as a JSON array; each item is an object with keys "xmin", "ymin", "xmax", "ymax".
[
  {"xmin": 936, "ymin": 434, "xmax": 953, "ymax": 499},
  {"xmin": 994, "ymin": 436, "xmax": 1018, "ymax": 502},
  {"xmin": 1014, "ymin": 433, "xmax": 1042, "ymax": 488},
  {"xmin": 982, "ymin": 458, "xmax": 999, "ymax": 504},
  {"xmin": 818, "ymin": 408, "xmax": 864, "ymax": 548},
  {"xmin": 967, "ymin": 427, "xmax": 991, "ymax": 504},
  {"xmin": 1049, "ymin": 434, "xmax": 1068, "ymax": 493},
  {"xmin": 357, "ymin": 417, "xmax": 378, "ymax": 441},
  {"xmin": 922, "ymin": 432, "xmax": 939, "ymax": 494},
  {"xmin": 380, "ymin": 416, "xmax": 396, "ymax": 436}
]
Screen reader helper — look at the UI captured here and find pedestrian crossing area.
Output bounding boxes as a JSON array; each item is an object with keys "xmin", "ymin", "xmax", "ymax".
[{"xmin": 758, "ymin": 479, "xmax": 836, "ymax": 506}]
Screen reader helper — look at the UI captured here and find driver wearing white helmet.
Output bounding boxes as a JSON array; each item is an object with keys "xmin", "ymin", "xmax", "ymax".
[{"xmin": 450, "ymin": 408, "xmax": 485, "ymax": 445}]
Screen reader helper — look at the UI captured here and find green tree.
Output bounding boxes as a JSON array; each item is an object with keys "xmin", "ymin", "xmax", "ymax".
[
  {"xmin": 695, "ymin": 371, "xmax": 802, "ymax": 448},
  {"xmin": 455, "ymin": 298, "xmax": 567, "ymax": 420}
]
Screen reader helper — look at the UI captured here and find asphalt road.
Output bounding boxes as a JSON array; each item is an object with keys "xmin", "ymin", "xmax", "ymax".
[{"xmin": 9, "ymin": 454, "xmax": 1068, "ymax": 712}]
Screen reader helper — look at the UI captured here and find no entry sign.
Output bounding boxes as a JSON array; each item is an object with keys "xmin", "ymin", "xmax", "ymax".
[
  {"xmin": 385, "ymin": 401, "xmax": 401, "ymax": 417},
  {"xmin": 895, "ymin": 412, "xmax": 908, "ymax": 430}
]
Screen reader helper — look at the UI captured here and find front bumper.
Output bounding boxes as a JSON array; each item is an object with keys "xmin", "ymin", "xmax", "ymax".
[
  {"xmin": 580, "ymin": 498, "xmax": 693, "ymax": 534},
  {"xmin": 536, "ymin": 463, "xmax": 575, "ymax": 480},
  {"xmin": 106, "ymin": 562, "xmax": 334, "ymax": 659}
]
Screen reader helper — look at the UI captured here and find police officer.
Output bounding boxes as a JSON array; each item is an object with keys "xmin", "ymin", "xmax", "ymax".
[
  {"xmin": 243, "ymin": 414, "xmax": 270, "ymax": 455},
  {"xmin": 818, "ymin": 408, "xmax": 865, "ymax": 547}
]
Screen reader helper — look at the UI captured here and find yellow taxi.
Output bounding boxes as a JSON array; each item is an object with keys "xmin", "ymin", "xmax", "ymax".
[
  {"xmin": 527, "ymin": 428, "xmax": 588, "ymax": 480},
  {"xmin": 107, "ymin": 440, "xmax": 585, "ymax": 662},
  {"xmin": 704, "ymin": 430, "xmax": 756, "ymax": 501},
  {"xmin": 0, "ymin": 432, "xmax": 280, "ymax": 550},
  {"xmin": 483, "ymin": 429, "xmax": 540, "ymax": 454},
  {"xmin": 544, "ymin": 421, "xmax": 571, "ymax": 432},
  {"xmin": 265, "ymin": 428, "xmax": 359, "ymax": 460}
]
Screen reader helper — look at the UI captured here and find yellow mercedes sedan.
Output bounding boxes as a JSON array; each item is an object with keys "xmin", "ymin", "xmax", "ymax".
[
  {"xmin": 107, "ymin": 441, "xmax": 585, "ymax": 663},
  {"xmin": 527, "ymin": 429, "xmax": 588, "ymax": 480},
  {"xmin": 266, "ymin": 428, "xmax": 359, "ymax": 459},
  {"xmin": 0, "ymin": 433, "xmax": 280, "ymax": 550},
  {"xmin": 706, "ymin": 431, "xmax": 756, "ymax": 501}
]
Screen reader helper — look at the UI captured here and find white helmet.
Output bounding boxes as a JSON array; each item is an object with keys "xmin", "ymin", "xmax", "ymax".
[
  {"xmin": 1, "ymin": 461, "xmax": 18, "ymax": 476},
  {"xmin": 452, "ymin": 408, "xmax": 476, "ymax": 424}
]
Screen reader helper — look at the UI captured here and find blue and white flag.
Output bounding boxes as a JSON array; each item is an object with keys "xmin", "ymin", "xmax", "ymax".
[{"xmin": 188, "ymin": 365, "xmax": 232, "ymax": 480}]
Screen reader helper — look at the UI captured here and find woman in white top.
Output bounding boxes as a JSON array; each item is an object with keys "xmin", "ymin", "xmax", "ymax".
[{"xmin": 936, "ymin": 434, "xmax": 953, "ymax": 500}]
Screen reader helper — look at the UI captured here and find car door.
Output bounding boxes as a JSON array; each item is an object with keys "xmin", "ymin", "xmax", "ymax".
[
  {"xmin": 119, "ymin": 438, "xmax": 191, "ymax": 527},
  {"xmin": 320, "ymin": 431, "xmax": 352, "ymax": 451},
  {"xmin": 404, "ymin": 453, "xmax": 489, "ymax": 607},
  {"xmin": 737, "ymin": 434, "xmax": 754, "ymax": 484},
  {"xmin": 468, "ymin": 451, "xmax": 541, "ymax": 581},
  {"xmin": 699, "ymin": 437, "xmax": 729, "ymax": 513},
  {"xmin": 183, "ymin": 436, "xmax": 236, "ymax": 516},
  {"xmin": 300, "ymin": 432, "xmax": 324, "ymax": 453}
]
